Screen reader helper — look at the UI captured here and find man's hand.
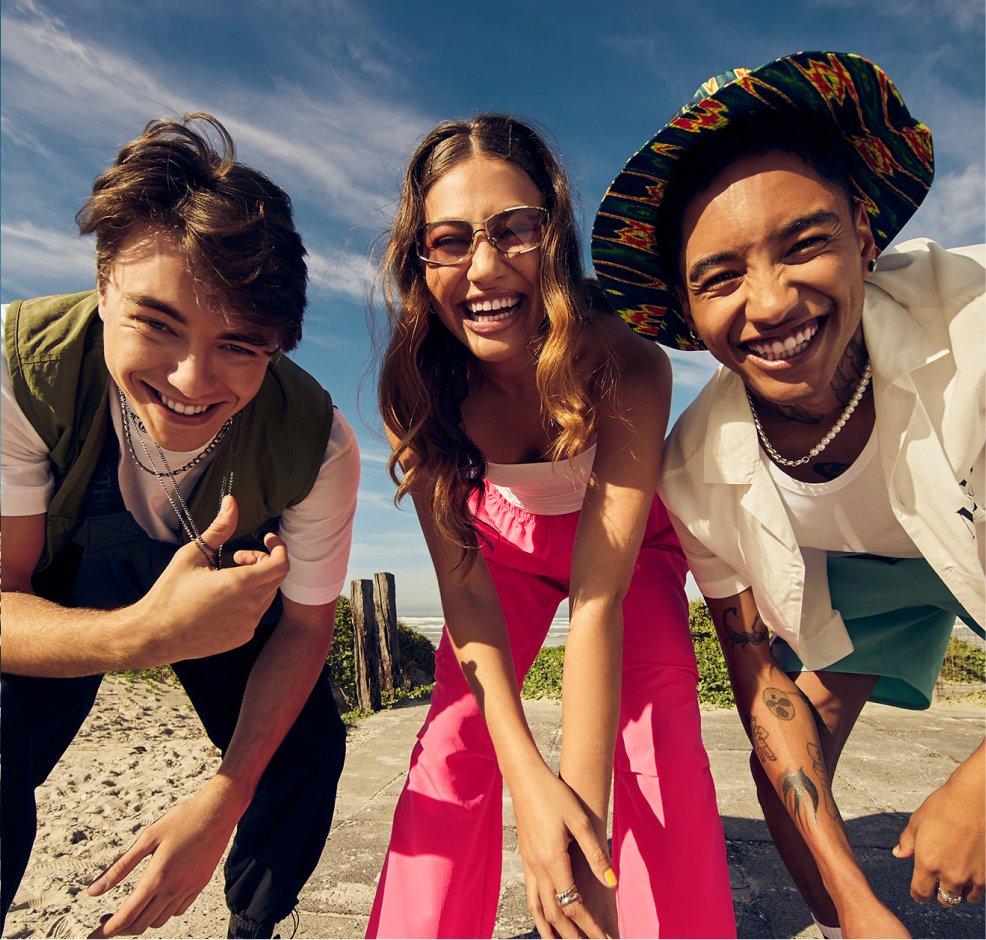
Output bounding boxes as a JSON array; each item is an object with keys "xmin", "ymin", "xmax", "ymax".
[
  {"xmin": 87, "ymin": 776, "xmax": 246, "ymax": 936},
  {"xmin": 893, "ymin": 744, "xmax": 986, "ymax": 907},
  {"xmin": 132, "ymin": 495, "xmax": 290, "ymax": 667},
  {"xmin": 1, "ymin": 496, "xmax": 290, "ymax": 678}
]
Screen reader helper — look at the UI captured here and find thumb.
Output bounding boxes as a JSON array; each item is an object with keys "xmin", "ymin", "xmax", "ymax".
[
  {"xmin": 200, "ymin": 494, "xmax": 238, "ymax": 551},
  {"xmin": 571, "ymin": 817, "xmax": 618, "ymax": 889},
  {"xmin": 893, "ymin": 819, "xmax": 916, "ymax": 858}
]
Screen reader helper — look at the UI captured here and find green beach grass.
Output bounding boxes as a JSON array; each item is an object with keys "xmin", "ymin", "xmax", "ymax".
[{"xmin": 120, "ymin": 598, "xmax": 984, "ymax": 712}]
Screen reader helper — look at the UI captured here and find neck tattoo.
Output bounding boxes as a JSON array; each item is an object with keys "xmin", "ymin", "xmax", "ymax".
[
  {"xmin": 747, "ymin": 362, "xmax": 872, "ymax": 468},
  {"xmin": 117, "ymin": 384, "xmax": 239, "ymax": 569},
  {"xmin": 754, "ymin": 334, "xmax": 868, "ymax": 424}
]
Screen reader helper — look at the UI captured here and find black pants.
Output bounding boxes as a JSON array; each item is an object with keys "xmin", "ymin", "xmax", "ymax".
[
  {"xmin": 1, "ymin": 437, "xmax": 346, "ymax": 930},
  {"xmin": 1, "ymin": 655, "xmax": 345, "ymax": 928}
]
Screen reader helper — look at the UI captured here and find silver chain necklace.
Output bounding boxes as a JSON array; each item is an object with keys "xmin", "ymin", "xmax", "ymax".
[
  {"xmin": 117, "ymin": 384, "xmax": 240, "ymax": 569},
  {"xmin": 747, "ymin": 362, "xmax": 873, "ymax": 468},
  {"xmin": 118, "ymin": 386, "xmax": 233, "ymax": 476}
]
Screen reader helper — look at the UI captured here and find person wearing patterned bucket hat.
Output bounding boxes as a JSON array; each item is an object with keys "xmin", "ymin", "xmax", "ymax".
[{"xmin": 593, "ymin": 51, "xmax": 984, "ymax": 939}]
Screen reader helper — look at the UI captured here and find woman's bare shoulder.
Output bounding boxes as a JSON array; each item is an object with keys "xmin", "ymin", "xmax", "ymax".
[{"xmin": 595, "ymin": 313, "xmax": 671, "ymax": 397}]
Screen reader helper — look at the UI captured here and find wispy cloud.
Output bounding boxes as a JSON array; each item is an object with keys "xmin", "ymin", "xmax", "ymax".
[
  {"xmin": 898, "ymin": 160, "xmax": 986, "ymax": 248},
  {"xmin": 306, "ymin": 246, "xmax": 373, "ymax": 302},
  {"xmin": 360, "ymin": 447, "xmax": 391, "ymax": 466},
  {"xmin": 297, "ymin": 331, "xmax": 355, "ymax": 352},
  {"xmin": 808, "ymin": 0, "xmax": 982, "ymax": 30},
  {"xmin": 1, "ymin": 220, "xmax": 94, "ymax": 287},
  {"xmin": 1, "ymin": 0, "xmax": 431, "ymax": 231},
  {"xmin": 596, "ymin": 34, "xmax": 686, "ymax": 88},
  {"xmin": 356, "ymin": 487, "xmax": 399, "ymax": 511},
  {"xmin": 666, "ymin": 347, "xmax": 719, "ymax": 390},
  {"xmin": 0, "ymin": 112, "xmax": 53, "ymax": 158},
  {"xmin": 348, "ymin": 544, "xmax": 429, "ymax": 575}
]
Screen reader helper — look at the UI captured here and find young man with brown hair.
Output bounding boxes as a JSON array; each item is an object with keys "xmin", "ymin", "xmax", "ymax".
[
  {"xmin": 1, "ymin": 114, "xmax": 360, "ymax": 938},
  {"xmin": 594, "ymin": 52, "xmax": 983, "ymax": 939}
]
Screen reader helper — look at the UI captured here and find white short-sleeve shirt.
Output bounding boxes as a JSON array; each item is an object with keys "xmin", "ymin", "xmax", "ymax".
[{"xmin": 1, "ymin": 304, "xmax": 359, "ymax": 606}]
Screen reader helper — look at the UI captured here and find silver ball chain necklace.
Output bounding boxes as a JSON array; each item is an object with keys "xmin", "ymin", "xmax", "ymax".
[
  {"xmin": 746, "ymin": 362, "xmax": 873, "ymax": 468},
  {"xmin": 116, "ymin": 383, "xmax": 240, "ymax": 569}
]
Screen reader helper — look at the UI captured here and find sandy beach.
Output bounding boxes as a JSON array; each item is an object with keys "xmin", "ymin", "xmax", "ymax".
[
  {"xmin": 5, "ymin": 674, "xmax": 984, "ymax": 939},
  {"xmin": 3, "ymin": 676, "xmax": 234, "ymax": 939}
]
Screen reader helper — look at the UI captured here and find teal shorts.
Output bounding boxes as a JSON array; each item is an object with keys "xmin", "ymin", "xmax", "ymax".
[{"xmin": 771, "ymin": 554, "xmax": 983, "ymax": 710}]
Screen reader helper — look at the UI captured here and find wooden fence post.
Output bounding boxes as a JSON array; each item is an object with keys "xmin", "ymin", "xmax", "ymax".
[
  {"xmin": 373, "ymin": 571, "xmax": 400, "ymax": 691},
  {"xmin": 350, "ymin": 579, "xmax": 381, "ymax": 711}
]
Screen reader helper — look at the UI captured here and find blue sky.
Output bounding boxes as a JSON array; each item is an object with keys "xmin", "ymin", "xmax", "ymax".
[{"xmin": 3, "ymin": 0, "xmax": 983, "ymax": 613}]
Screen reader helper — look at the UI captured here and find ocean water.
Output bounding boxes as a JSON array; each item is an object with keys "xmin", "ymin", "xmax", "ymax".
[{"xmin": 401, "ymin": 616, "xmax": 570, "ymax": 648}]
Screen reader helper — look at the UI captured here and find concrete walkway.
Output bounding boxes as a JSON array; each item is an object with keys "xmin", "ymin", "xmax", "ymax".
[{"xmin": 294, "ymin": 699, "xmax": 984, "ymax": 939}]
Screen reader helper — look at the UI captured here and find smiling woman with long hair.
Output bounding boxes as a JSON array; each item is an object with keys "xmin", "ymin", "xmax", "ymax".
[{"xmin": 368, "ymin": 114, "xmax": 735, "ymax": 939}]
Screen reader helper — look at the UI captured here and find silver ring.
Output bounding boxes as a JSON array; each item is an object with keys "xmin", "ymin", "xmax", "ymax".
[
  {"xmin": 555, "ymin": 885, "xmax": 580, "ymax": 907},
  {"xmin": 937, "ymin": 885, "xmax": 963, "ymax": 906}
]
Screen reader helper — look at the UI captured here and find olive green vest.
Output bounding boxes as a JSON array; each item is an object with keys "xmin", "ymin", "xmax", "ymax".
[{"xmin": 4, "ymin": 290, "xmax": 333, "ymax": 574}]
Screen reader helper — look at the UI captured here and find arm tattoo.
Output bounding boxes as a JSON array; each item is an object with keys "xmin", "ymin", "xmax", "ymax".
[
  {"xmin": 762, "ymin": 687, "xmax": 796, "ymax": 720},
  {"xmin": 749, "ymin": 713, "xmax": 777, "ymax": 763},
  {"xmin": 807, "ymin": 742, "xmax": 842, "ymax": 822},
  {"xmin": 722, "ymin": 606, "xmax": 769, "ymax": 649},
  {"xmin": 781, "ymin": 767, "xmax": 820, "ymax": 831},
  {"xmin": 808, "ymin": 742, "xmax": 826, "ymax": 776}
]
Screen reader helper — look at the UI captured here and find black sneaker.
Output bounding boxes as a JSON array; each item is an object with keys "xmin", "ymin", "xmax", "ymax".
[{"xmin": 227, "ymin": 912, "xmax": 278, "ymax": 939}]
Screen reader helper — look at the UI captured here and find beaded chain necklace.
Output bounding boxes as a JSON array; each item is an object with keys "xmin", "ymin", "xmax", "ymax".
[{"xmin": 747, "ymin": 362, "xmax": 873, "ymax": 469}]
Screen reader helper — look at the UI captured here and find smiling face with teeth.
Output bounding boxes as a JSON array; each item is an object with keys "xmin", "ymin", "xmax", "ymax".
[
  {"xmin": 98, "ymin": 226, "xmax": 277, "ymax": 451},
  {"xmin": 422, "ymin": 156, "xmax": 545, "ymax": 369},
  {"xmin": 678, "ymin": 151, "xmax": 875, "ymax": 416}
]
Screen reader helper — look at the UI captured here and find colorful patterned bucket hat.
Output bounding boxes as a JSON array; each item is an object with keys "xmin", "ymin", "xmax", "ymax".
[{"xmin": 591, "ymin": 51, "xmax": 934, "ymax": 350}]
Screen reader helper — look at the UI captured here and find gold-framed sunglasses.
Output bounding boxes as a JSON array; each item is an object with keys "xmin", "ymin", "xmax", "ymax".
[{"xmin": 417, "ymin": 205, "xmax": 549, "ymax": 267}]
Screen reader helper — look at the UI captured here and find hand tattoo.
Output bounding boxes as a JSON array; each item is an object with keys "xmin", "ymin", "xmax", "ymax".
[
  {"xmin": 763, "ymin": 687, "xmax": 796, "ymax": 720},
  {"xmin": 781, "ymin": 767, "xmax": 820, "ymax": 831},
  {"xmin": 722, "ymin": 607, "xmax": 769, "ymax": 649},
  {"xmin": 807, "ymin": 742, "xmax": 842, "ymax": 822},
  {"xmin": 749, "ymin": 713, "xmax": 777, "ymax": 763}
]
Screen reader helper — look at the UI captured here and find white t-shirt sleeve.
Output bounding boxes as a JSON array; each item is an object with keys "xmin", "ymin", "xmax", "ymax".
[
  {"xmin": 1, "ymin": 303, "xmax": 56, "ymax": 516},
  {"xmin": 667, "ymin": 509, "xmax": 750, "ymax": 600},
  {"xmin": 277, "ymin": 408, "xmax": 360, "ymax": 606}
]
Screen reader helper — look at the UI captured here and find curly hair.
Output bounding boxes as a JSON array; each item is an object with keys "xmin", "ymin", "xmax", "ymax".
[
  {"xmin": 76, "ymin": 112, "xmax": 308, "ymax": 351},
  {"xmin": 378, "ymin": 114, "xmax": 615, "ymax": 569}
]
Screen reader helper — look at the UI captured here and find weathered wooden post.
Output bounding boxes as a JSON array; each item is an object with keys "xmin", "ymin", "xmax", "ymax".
[
  {"xmin": 350, "ymin": 579, "xmax": 381, "ymax": 711},
  {"xmin": 373, "ymin": 571, "xmax": 400, "ymax": 691}
]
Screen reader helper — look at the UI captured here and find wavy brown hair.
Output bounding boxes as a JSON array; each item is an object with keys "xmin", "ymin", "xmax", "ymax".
[
  {"xmin": 378, "ymin": 114, "xmax": 614, "ymax": 568},
  {"xmin": 76, "ymin": 112, "xmax": 307, "ymax": 351}
]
